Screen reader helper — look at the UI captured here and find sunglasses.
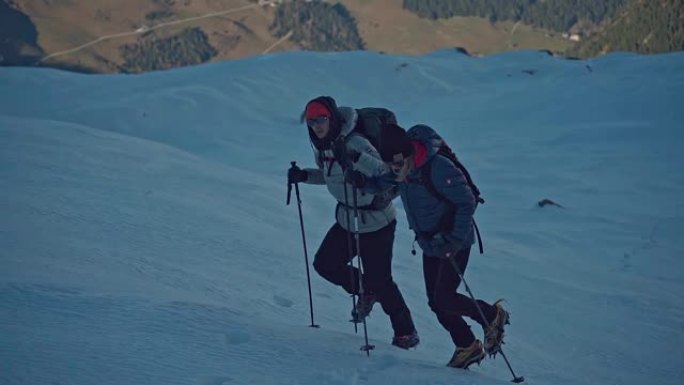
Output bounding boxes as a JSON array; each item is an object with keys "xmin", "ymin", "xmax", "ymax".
[{"xmin": 307, "ymin": 116, "xmax": 329, "ymax": 126}]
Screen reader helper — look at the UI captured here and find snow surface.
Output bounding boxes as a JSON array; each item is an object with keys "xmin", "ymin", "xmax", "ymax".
[{"xmin": 1, "ymin": 49, "xmax": 683, "ymax": 385}]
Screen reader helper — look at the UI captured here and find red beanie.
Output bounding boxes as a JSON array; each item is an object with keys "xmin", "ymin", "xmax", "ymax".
[{"xmin": 305, "ymin": 101, "xmax": 332, "ymax": 120}]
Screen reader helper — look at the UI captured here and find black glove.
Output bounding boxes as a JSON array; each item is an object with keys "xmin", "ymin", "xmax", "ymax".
[
  {"xmin": 346, "ymin": 149, "xmax": 361, "ymax": 163},
  {"xmin": 344, "ymin": 169, "xmax": 366, "ymax": 188},
  {"xmin": 431, "ymin": 232, "xmax": 463, "ymax": 259},
  {"xmin": 287, "ymin": 165, "xmax": 308, "ymax": 184},
  {"xmin": 332, "ymin": 139, "xmax": 347, "ymax": 164},
  {"xmin": 332, "ymin": 139, "xmax": 361, "ymax": 169}
]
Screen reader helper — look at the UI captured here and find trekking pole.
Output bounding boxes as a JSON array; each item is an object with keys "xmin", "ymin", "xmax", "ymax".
[
  {"xmin": 342, "ymin": 176, "xmax": 359, "ymax": 335},
  {"xmin": 286, "ymin": 161, "xmax": 319, "ymax": 328},
  {"xmin": 447, "ymin": 256, "xmax": 524, "ymax": 383},
  {"xmin": 352, "ymin": 186, "xmax": 375, "ymax": 355}
]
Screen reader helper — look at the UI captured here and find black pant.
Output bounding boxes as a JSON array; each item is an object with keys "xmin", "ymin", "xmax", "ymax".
[
  {"xmin": 313, "ymin": 220, "xmax": 415, "ymax": 336},
  {"xmin": 423, "ymin": 247, "xmax": 496, "ymax": 347}
]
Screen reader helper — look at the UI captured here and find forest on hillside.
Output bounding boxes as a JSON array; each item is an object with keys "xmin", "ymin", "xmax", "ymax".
[
  {"xmin": 402, "ymin": 0, "xmax": 628, "ymax": 32},
  {"xmin": 568, "ymin": 0, "xmax": 684, "ymax": 57},
  {"xmin": 270, "ymin": 0, "xmax": 364, "ymax": 51},
  {"xmin": 120, "ymin": 28, "xmax": 217, "ymax": 73},
  {"xmin": 402, "ymin": 0, "xmax": 683, "ymax": 57}
]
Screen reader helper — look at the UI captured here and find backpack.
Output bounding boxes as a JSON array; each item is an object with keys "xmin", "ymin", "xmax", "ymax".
[
  {"xmin": 334, "ymin": 107, "xmax": 399, "ymax": 211},
  {"xmin": 419, "ymin": 144, "xmax": 485, "ymax": 207},
  {"xmin": 352, "ymin": 107, "xmax": 398, "ymax": 150},
  {"xmin": 410, "ymin": 126, "xmax": 485, "ymax": 253}
]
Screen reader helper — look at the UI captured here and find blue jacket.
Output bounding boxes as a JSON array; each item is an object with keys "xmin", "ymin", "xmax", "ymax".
[{"xmin": 368, "ymin": 124, "xmax": 477, "ymax": 257}]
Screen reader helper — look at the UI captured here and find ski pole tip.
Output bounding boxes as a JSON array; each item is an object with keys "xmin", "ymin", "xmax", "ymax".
[{"xmin": 512, "ymin": 376, "xmax": 525, "ymax": 383}]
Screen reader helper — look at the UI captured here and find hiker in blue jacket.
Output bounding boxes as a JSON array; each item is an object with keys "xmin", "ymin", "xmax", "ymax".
[
  {"xmin": 287, "ymin": 96, "xmax": 418, "ymax": 349},
  {"xmin": 349, "ymin": 123, "xmax": 510, "ymax": 369}
]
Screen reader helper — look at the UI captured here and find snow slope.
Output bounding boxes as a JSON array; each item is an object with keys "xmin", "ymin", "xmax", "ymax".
[{"xmin": 1, "ymin": 49, "xmax": 683, "ymax": 385}]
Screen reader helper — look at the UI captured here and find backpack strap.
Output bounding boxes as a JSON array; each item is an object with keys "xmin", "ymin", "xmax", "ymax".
[
  {"xmin": 454, "ymin": 159, "xmax": 485, "ymax": 205},
  {"xmin": 472, "ymin": 218, "xmax": 484, "ymax": 255},
  {"xmin": 419, "ymin": 158, "xmax": 445, "ymax": 203},
  {"xmin": 420, "ymin": 153, "xmax": 484, "ymax": 205}
]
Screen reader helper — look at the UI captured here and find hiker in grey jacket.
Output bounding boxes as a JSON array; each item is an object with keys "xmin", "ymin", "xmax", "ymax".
[{"xmin": 287, "ymin": 96, "xmax": 418, "ymax": 349}]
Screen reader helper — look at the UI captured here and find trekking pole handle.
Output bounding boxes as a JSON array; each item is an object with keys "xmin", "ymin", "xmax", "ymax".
[{"xmin": 286, "ymin": 161, "xmax": 296, "ymax": 206}]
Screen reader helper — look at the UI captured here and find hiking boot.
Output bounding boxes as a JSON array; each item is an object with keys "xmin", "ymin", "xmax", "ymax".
[
  {"xmin": 350, "ymin": 293, "xmax": 376, "ymax": 322},
  {"xmin": 391, "ymin": 330, "xmax": 420, "ymax": 349},
  {"xmin": 447, "ymin": 340, "xmax": 486, "ymax": 369},
  {"xmin": 484, "ymin": 299, "xmax": 510, "ymax": 357}
]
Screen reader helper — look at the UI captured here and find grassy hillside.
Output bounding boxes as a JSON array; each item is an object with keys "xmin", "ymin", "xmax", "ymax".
[
  {"xmin": 343, "ymin": 0, "xmax": 573, "ymax": 56},
  {"xmin": 6, "ymin": 0, "xmax": 579, "ymax": 73},
  {"xmin": 14, "ymin": 0, "xmax": 282, "ymax": 73}
]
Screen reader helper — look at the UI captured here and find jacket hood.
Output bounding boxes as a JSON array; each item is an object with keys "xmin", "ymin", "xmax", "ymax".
[
  {"xmin": 306, "ymin": 96, "xmax": 349, "ymax": 150},
  {"xmin": 337, "ymin": 107, "xmax": 358, "ymax": 138},
  {"xmin": 406, "ymin": 124, "xmax": 444, "ymax": 168}
]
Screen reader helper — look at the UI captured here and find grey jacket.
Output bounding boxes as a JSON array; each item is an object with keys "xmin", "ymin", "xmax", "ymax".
[{"xmin": 302, "ymin": 107, "xmax": 397, "ymax": 233}]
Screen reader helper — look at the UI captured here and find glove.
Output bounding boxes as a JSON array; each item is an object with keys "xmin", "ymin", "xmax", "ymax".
[
  {"xmin": 430, "ymin": 232, "xmax": 463, "ymax": 259},
  {"xmin": 332, "ymin": 139, "xmax": 361, "ymax": 169},
  {"xmin": 346, "ymin": 149, "xmax": 361, "ymax": 163},
  {"xmin": 287, "ymin": 165, "xmax": 308, "ymax": 184},
  {"xmin": 344, "ymin": 169, "xmax": 366, "ymax": 188},
  {"xmin": 331, "ymin": 139, "xmax": 347, "ymax": 165}
]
